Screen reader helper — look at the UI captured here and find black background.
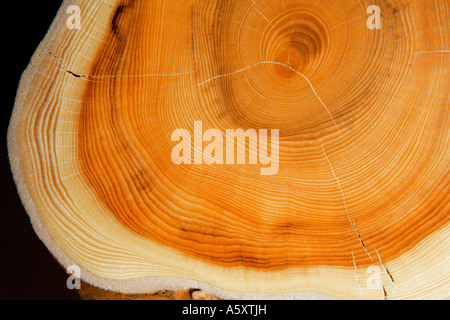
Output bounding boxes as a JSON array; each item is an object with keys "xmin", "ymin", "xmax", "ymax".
[{"xmin": 1, "ymin": 1, "xmax": 79, "ymax": 300}]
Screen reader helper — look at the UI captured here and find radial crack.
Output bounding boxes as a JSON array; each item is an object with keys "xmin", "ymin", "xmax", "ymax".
[
  {"xmin": 352, "ymin": 252, "xmax": 362, "ymax": 292},
  {"xmin": 286, "ymin": 65, "xmax": 341, "ymax": 134},
  {"xmin": 196, "ymin": 61, "xmax": 275, "ymax": 86},
  {"xmin": 46, "ymin": 50, "xmax": 192, "ymax": 80},
  {"xmin": 415, "ymin": 50, "xmax": 450, "ymax": 54},
  {"xmin": 382, "ymin": 285, "xmax": 388, "ymax": 300},
  {"xmin": 251, "ymin": 0, "xmax": 273, "ymax": 26},
  {"xmin": 327, "ymin": 15, "xmax": 366, "ymax": 33},
  {"xmin": 322, "ymin": 144, "xmax": 373, "ymax": 261},
  {"xmin": 375, "ymin": 247, "xmax": 396, "ymax": 293},
  {"xmin": 197, "ymin": 61, "xmax": 341, "ymax": 134}
]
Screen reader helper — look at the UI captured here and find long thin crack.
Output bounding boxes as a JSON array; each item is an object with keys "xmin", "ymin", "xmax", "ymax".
[
  {"xmin": 382, "ymin": 285, "xmax": 387, "ymax": 300},
  {"xmin": 322, "ymin": 144, "xmax": 373, "ymax": 261},
  {"xmin": 326, "ymin": 15, "xmax": 366, "ymax": 34},
  {"xmin": 251, "ymin": 0, "xmax": 273, "ymax": 26},
  {"xmin": 197, "ymin": 60, "xmax": 341, "ymax": 134},
  {"xmin": 46, "ymin": 51, "xmax": 193, "ymax": 80},
  {"xmin": 375, "ymin": 247, "xmax": 396, "ymax": 293},
  {"xmin": 352, "ymin": 252, "xmax": 362, "ymax": 292},
  {"xmin": 288, "ymin": 65, "xmax": 341, "ymax": 135},
  {"xmin": 415, "ymin": 50, "xmax": 450, "ymax": 54},
  {"xmin": 196, "ymin": 61, "xmax": 275, "ymax": 86},
  {"xmin": 86, "ymin": 70, "xmax": 193, "ymax": 79},
  {"xmin": 46, "ymin": 50, "xmax": 341, "ymax": 135}
]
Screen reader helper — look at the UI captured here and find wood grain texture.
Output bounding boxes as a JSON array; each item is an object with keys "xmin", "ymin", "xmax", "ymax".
[
  {"xmin": 8, "ymin": 0, "xmax": 449, "ymax": 299},
  {"xmin": 78, "ymin": 282, "xmax": 221, "ymax": 300}
]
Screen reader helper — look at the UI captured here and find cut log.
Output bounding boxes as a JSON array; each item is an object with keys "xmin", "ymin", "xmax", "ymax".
[{"xmin": 8, "ymin": 0, "xmax": 449, "ymax": 299}]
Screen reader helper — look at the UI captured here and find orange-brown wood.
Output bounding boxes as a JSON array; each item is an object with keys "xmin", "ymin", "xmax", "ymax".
[
  {"xmin": 8, "ymin": 0, "xmax": 449, "ymax": 299},
  {"xmin": 79, "ymin": 0, "xmax": 448, "ymax": 269}
]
